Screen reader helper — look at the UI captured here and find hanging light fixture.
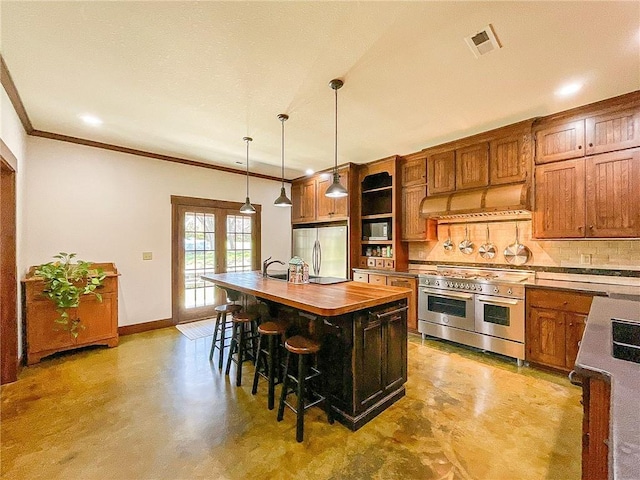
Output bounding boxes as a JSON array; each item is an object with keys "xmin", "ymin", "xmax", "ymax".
[
  {"xmin": 274, "ymin": 114, "xmax": 292, "ymax": 207},
  {"xmin": 325, "ymin": 78, "xmax": 348, "ymax": 198},
  {"xmin": 239, "ymin": 136, "xmax": 256, "ymax": 214}
]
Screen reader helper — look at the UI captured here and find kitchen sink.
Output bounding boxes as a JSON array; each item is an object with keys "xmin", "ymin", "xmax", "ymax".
[
  {"xmin": 612, "ymin": 318, "xmax": 640, "ymax": 364},
  {"xmin": 267, "ymin": 273, "xmax": 288, "ymax": 280},
  {"xmin": 266, "ymin": 273, "xmax": 349, "ymax": 285}
]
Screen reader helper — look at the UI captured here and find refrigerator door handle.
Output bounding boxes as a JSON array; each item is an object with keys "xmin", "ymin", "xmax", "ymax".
[{"xmin": 316, "ymin": 240, "xmax": 322, "ymax": 276}]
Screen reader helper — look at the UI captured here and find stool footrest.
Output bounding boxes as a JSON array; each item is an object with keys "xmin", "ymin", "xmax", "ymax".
[{"xmin": 283, "ymin": 394, "xmax": 326, "ymax": 414}]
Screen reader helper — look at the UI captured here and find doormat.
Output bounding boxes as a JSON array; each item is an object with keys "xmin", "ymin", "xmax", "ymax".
[{"xmin": 176, "ymin": 319, "xmax": 215, "ymax": 340}]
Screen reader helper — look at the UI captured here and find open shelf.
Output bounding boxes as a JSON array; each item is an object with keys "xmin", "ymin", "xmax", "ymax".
[
  {"xmin": 361, "ymin": 240, "xmax": 393, "ymax": 245},
  {"xmin": 362, "ymin": 186, "xmax": 393, "ymax": 194},
  {"xmin": 361, "ymin": 213, "xmax": 392, "ymax": 221}
]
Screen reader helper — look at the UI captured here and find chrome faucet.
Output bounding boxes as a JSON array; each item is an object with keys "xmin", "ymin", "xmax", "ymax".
[{"xmin": 262, "ymin": 256, "xmax": 285, "ymax": 277}]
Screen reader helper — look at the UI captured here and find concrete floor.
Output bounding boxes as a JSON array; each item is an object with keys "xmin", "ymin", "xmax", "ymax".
[{"xmin": 1, "ymin": 329, "xmax": 582, "ymax": 479}]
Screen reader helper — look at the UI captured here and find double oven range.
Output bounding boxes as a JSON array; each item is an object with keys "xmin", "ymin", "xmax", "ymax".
[{"xmin": 418, "ymin": 267, "xmax": 534, "ymax": 365}]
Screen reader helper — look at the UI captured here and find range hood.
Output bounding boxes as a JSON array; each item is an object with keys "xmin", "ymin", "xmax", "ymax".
[{"xmin": 419, "ymin": 184, "xmax": 530, "ymax": 219}]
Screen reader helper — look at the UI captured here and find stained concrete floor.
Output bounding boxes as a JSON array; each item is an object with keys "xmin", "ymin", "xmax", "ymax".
[{"xmin": 1, "ymin": 329, "xmax": 582, "ymax": 480}]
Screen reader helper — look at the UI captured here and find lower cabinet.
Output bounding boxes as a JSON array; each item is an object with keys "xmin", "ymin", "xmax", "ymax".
[
  {"xmin": 353, "ymin": 270, "xmax": 418, "ymax": 332},
  {"xmin": 23, "ymin": 264, "xmax": 119, "ymax": 365},
  {"xmin": 354, "ymin": 303, "xmax": 407, "ymax": 412},
  {"xmin": 581, "ymin": 374, "xmax": 610, "ymax": 480},
  {"xmin": 525, "ymin": 288, "xmax": 594, "ymax": 372}
]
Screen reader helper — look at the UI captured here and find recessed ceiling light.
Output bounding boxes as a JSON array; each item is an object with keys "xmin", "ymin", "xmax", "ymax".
[
  {"xmin": 305, "ymin": 168, "xmax": 314, "ymax": 176},
  {"xmin": 555, "ymin": 82, "xmax": 582, "ymax": 97},
  {"xmin": 79, "ymin": 114, "xmax": 103, "ymax": 126}
]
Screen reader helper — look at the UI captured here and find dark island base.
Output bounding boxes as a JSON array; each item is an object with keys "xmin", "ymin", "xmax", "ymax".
[{"xmin": 331, "ymin": 386, "xmax": 406, "ymax": 431}]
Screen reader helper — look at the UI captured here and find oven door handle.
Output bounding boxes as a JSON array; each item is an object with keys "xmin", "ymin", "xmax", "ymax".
[
  {"xmin": 421, "ymin": 288, "xmax": 473, "ymax": 300},
  {"xmin": 477, "ymin": 296, "xmax": 519, "ymax": 306}
]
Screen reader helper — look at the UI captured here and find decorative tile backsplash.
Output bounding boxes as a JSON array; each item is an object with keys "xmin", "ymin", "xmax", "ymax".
[{"xmin": 408, "ymin": 220, "xmax": 640, "ymax": 270}]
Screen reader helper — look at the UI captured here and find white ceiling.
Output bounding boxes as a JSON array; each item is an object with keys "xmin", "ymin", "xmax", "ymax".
[{"xmin": 2, "ymin": 1, "xmax": 639, "ymax": 179}]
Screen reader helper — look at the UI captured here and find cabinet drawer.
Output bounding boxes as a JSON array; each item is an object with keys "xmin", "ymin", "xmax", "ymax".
[
  {"xmin": 527, "ymin": 289, "xmax": 594, "ymax": 314},
  {"xmin": 375, "ymin": 258, "xmax": 385, "ymax": 268},
  {"xmin": 353, "ymin": 272, "xmax": 369, "ymax": 283},
  {"xmin": 384, "ymin": 259, "xmax": 394, "ymax": 269},
  {"xmin": 369, "ymin": 274, "xmax": 387, "ymax": 286},
  {"xmin": 359, "ymin": 257, "xmax": 368, "ymax": 268},
  {"xmin": 366, "ymin": 257, "xmax": 376, "ymax": 268}
]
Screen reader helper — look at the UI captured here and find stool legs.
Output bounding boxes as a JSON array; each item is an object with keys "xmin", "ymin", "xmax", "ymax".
[
  {"xmin": 295, "ymin": 352, "xmax": 307, "ymax": 443},
  {"xmin": 209, "ymin": 311, "xmax": 221, "ymax": 362},
  {"xmin": 276, "ymin": 350, "xmax": 291, "ymax": 423}
]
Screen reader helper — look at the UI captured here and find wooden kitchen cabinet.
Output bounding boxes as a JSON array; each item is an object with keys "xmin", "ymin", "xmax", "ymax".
[
  {"xmin": 535, "ymin": 106, "xmax": 640, "ymax": 164},
  {"xmin": 534, "ymin": 148, "xmax": 640, "ymax": 238},
  {"xmin": 585, "ymin": 149, "xmax": 640, "ymax": 237},
  {"xmin": 401, "ymin": 185, "xmax": 437, "ymax": 241},
  {"xmin": 353, "ymin": 269, "xmax": 418, "ymax": 333},
  {"xmin": 354, "ymin": 303, "xmax": 407, "ymax": 412},
  {"xmin": 316, "ymin": 168, "xmax": 349, "ymax": 221},
  {"xmin": 455, "ymin": 142, "xmax": 489, "ymax": 190},
  {"xmin": 291, "ymin": 178, "xmax": 316, "ymax": 223},
  {"xmin": 534, "ymin": 159, "xmax": 585, "ymax": 238},
  {"xmin": 427, "ymin": 150, "xmax": 456, "ymax": 195},
  {"xmin": 490, "ymin": 131, "xmax": 530, "ymax": 185},
  {"xmin": 525, "ymin": 288, "xmax": 595, "ymax": 372},
  {"xmin": 23, "ymin": 263, "xmax": 119, "ymax": 365},
  {"xmin": 401, "ymin": 156, "xmax": 427, "ymax": 186},
  {"xmin": 581, "ymin": 374, "xmax": 611, "ymax": 480}
]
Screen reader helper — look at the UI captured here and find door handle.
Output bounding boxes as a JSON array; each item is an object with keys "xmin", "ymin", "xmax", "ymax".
[
  {"xmin": 477, "ymin": 296, "xmax": 519, "ymax": 306},
  {"xmin": 421, "ymin": 289, "xmax": 473, "ymax": 300}
]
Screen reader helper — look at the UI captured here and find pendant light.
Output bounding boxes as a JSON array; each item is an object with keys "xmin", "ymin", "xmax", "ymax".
[
  {"xmin": 239, "ymin": 136, "xmax": 256, "ymax": 214},
  {"xmin": 274, "ymin": 114, "xmax": 292, "ymax": 207},
  {"xmin": 325, "ymin": 78, "xmax": 348, "ymax": 198}
]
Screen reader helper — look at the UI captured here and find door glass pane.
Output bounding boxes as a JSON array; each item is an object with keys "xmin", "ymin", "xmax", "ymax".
[
  {"xmin": 226, "ymin": 214, "xmax": 253, "ymax": 272},
  {"xmin": 483, "ymin": 304, "xmax": 510, "ymax": 326},
  {"xmin": 184, "ymin": 211, "xmax": 216, "ymax": 308}
]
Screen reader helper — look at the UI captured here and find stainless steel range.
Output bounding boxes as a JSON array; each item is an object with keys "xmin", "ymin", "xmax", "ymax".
[{"xmin": 418, "ymin": 266, "xmax": 534, "ymax": 364}]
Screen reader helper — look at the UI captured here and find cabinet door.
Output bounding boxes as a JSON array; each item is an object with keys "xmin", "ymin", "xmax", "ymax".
[
  {"xmin": 291, "ymin": 181, "xmax": 305, "ymax": 223},
  {"xmin": 76, "ymin": 293, "xmax": 116, "ymax": 344},
  {"xmin": 384, "ymin": 309, "xmax": 407, "ymax": 392},
  {"xmin": 427, "ymin": 150, "xmax": 455, "ymax": 195},
  {"xmin": 387, "ymin": 276, "xmax": 417, "ymax": 332},
  {"xmin": 316, "ymin": 175, "xmax": 334, "ymax": 220},
  {"xmin": 565, "ymin": 312, "xmax": 587, "ymax": 369},
  {"xmin": 533, "ymin": 159, "xmax": 585, "ymax": 238},
  {"xmin": 536, "ymin": 120, "xmax": 585, "ymax": 164},
  {"xmin": 585, "ymin": 149, "xmax": 640, "ymax": 237},
  {"xmin": 332, "ymin": 169, "xmax": 349, "ymax": 217},
  {"xmin": 401, "ymin": 157, "xmax": 426, "ymax": 187},
  {"xmin": 27, "ymin": 300, "xmax": 76, "ymax": 355},
  {"xmin": 456, "ymin": 143, "xmax": 489, "ymax": 190},
  {"xmin": 356, "ymin": 317, "xmax": 384, "ymax": 410},
  {"xmin": 582, "ymin": 376, "xmax": 610, "ymax": 480},
  {"xmin": 527, "ymin": 307, "xmax": 566, "ymax": 369},
  {"xmin": 490, "ymin": 133, "xmax": 530, "ymax": 185},
  {"xmin": 586, "ymin": 108, "xmax": 640, "ymax": 155},
  {"xmin": 401, "ymin": 185, "xmax": 427, "ymax": 241}
]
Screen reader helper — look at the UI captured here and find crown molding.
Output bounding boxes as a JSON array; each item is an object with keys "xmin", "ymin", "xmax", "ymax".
[{"xmin": 0, "ymin": 54, "xmax": 33, "ymax": 134}]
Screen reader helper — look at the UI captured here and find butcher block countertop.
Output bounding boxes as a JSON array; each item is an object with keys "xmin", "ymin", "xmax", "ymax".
[{"xmin": 202, "ymin": 271, "xmax": 410, "ymax": 316}]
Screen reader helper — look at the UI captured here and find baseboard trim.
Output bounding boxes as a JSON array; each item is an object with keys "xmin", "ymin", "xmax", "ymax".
[{"xmin": 118, "ymin": 318, "xmax": 174, "ymax": 336}]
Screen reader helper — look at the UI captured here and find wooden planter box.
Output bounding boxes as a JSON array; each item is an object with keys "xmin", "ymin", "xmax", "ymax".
[{"xmin": 22, "ymin": 262, "xmax": 119, "ymax": 365}]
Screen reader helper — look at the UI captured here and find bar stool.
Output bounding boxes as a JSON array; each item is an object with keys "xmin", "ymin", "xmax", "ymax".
[
  {"xmin": 209, "ymin": 303, "xmax": 242, "ymax": 370},
  {"xmin": 225, "ymin": 311, "xmax": 260, "ymax": 386},
  {"xmin": 251, "ymin": 321, "xmax": 288, "ymax": 410},
  {"xmin": 277, "ymin": 335, "xmax": 333, "ymax": 442}
]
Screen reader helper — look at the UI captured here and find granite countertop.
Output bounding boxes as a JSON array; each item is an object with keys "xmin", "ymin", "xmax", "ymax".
[
  {"xmin": 353, "ymin": 268, "xmax": 419, "ymax": 278},
  {"xmin": 529, "ymin": 273, "xmax": 640, "ymax": 298},
  {"xmin": 574, "ymin": 297, "xmax": 640, "ymax": 480}
]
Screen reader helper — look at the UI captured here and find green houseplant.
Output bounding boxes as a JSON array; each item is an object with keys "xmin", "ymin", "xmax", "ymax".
[{"xmin": 34, "ymin": 252, "xmax": 106, "ymax": 338}]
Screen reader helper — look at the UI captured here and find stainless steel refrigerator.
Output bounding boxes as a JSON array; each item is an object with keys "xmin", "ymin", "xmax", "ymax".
[{"xmin": 292, "ymin": 225, "xmax": 348, "ymax": 279}]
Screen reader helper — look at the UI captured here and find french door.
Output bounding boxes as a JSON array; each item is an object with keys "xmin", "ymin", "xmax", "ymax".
[{"xmin": 171, "ymin": 196, "xmax": 261, "ymax": 323}]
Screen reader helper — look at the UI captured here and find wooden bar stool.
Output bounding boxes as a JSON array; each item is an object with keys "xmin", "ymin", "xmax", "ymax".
[
  {"xmin": 209, "ymin": 303, "xmax": 242, "ymax": 370},
  {"xmin": 251, "ymin": 321, "xmax": 288, "ymax": 410},
  {"xmin": 225, "ymin": 311, "xmax": 260, "ymax": 386},
  {"xmin": 277, "ymin": 335, "xmax": 333, "ymax": 442}
]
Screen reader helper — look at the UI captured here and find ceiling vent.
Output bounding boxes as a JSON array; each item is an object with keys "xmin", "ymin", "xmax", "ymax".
[{"xmin": 465, "ymin": 24, "xmax": 501, "ymax": 58}]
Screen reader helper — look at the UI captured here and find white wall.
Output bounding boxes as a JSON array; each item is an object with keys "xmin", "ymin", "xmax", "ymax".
[
  {"xmin": 1, "ymin": 85, "xmax": 28, "ymax": 357},
  {"xmin": 24, "ymin": 136, "xmax": 291, "ymax": 326}
]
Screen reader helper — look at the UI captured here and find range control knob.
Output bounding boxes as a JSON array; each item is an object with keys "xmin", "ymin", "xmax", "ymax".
[
  {"xmin": 423, "ymin": 279, "xmax": 429, "ymax": 285},
  {"xmin": 435, "ymin": 281, "xmax": 440, "ymax": 286},
  {"xmin": 465, "ymin": 284, "xmax": 470, "ymax": 289},
  {"xmin": 493, "ymin": 287, "xmax": 499, "ymax": 294},
  {"xmin": 475, "ymin": 285, "xmax": 481, "ymax": 292}
]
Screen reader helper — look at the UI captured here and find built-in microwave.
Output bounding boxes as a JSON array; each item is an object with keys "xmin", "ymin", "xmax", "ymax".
[{"xmin": 362, "ymin": 221, "xmax": 390, "ymax": 240}]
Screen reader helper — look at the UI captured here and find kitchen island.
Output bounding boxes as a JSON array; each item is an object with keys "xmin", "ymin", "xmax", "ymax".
[{"xmin": 202, "ymin": 271, "xmax": 411, "ymax": 430}]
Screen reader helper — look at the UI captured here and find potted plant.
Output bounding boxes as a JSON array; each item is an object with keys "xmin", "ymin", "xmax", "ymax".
[{"xmin": 34, "ymin": 252, "xmax": 106, "ymax": 338}]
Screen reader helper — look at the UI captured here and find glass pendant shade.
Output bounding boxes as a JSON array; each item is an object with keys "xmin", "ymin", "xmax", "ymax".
[
  {"xmin": 274, "ymin": 114, "xmax": 292, "ymax": 207},
  {"xmin": 326, "ymin": 78, "xmax": 348, "ymax": 198},
  {"xmin": 240, "ymin": 137, "xmax": 256, "ymax": 214}
]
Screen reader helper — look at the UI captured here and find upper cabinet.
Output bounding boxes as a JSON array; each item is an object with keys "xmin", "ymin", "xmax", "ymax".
[
  {"xmin": 425, "ymin": 122, "xmax": 533, "ymax": 198},
  {"xmin": 400, "ymin": 153, "xmax": 437, "ymax": 242},
  {"xmin": 291, "ymin": 166, "xmax": 350, "ymax": 224},
  {"xmin": 535, "ymin": 107, "xmax": 640, "ymax": 164},
  {"xmin": 534, "ymin": 148, "xmax": 640, "ymax": 238}
]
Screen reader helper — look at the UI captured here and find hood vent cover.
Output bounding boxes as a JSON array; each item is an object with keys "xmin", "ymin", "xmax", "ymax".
[
  {"xmin": 420, "ymin": 184, "xmax": 530, "ymax": 220},
  {"xmin": 465, "ymin": 24, "xmax": 501, "ymax": 58}
]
